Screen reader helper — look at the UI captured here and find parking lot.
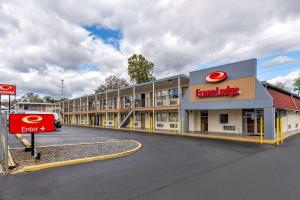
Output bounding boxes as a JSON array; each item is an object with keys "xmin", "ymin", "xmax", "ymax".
[{"xmin": 1, "ymin": 126, "xmax": 300, "ymax": 200}]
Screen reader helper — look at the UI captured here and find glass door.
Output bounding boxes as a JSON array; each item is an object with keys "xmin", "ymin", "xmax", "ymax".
[
  {"xmin": 243, "ymin": 109, "xmax": 255, "ymax": 134},
  {"xmin": 200, "ymin": 111, "xmax": 208, "ymax": 131}
]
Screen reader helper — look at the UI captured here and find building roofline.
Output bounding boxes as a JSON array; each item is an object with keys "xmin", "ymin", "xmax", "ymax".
[
  {"xmin": 262, "ymin": 81, "xmax": 300, "ymax": 100},
  {"xmin": 69, "ymin": 74, "xmax": 189, "ymax": 101},
  {"xmin": 189, "ymin": 58, "xmax": 257, "ymax": 74}
]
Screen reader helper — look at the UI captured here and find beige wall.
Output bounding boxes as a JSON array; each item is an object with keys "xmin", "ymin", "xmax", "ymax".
[
  {"xmin": 189, "ymin": 109, "xmax": 243, "ymax": 133},
  {"xmin": 282, "ymin": 110, "xmax": 300, "ymax": 134},
  {"xmin": 208, "ymin": 109, "xmax": 243, "ymax": 133}
]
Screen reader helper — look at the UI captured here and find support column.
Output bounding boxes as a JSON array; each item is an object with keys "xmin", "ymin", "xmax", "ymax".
[
  {"xmin": 152, "ymin": 82, "xmax": 155, "ymax": 131},
  {"xmin": 106, "ymin": 91, "xmax": 108, "ymax": 128},
  {"xmin": 178, "ymin": 77, "xmax": 181, "ymax": 133},
  {"xmin": 68, "ymin": 100, "xmax": 70, "ymax": 125},
  {"xmin": 79, "ymin": 98, "xmax": 82, "ymax": 125},
  {"xmin": 95, "ymin": 94, "xmax": 98, "ymax": 126},
  {"xmin": 62, "ymin": 101, "xmax": 65, "ymax": 124},
  {"xmin": 180, "ymin": 109, "xmax": 189, "ymax": 133},
  {"xmin": 73, "ymin": 100, "xmax": 75, "ymax": 125},
  {"xmin": 133, "ymin": 86, "xmax": 135, "ymax": 130},
  {"xmin": 254, "ymin": 109, "xmax": 257, "ymax": 134},
  {"xmin": 264, "ymin": 107, "xmax": 276, "ymax": 140}
]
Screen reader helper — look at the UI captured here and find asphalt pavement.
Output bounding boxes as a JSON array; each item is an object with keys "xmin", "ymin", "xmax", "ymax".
[{"xmin": 1, "ymin": 126, "xmax": 300, "ymax": 200}]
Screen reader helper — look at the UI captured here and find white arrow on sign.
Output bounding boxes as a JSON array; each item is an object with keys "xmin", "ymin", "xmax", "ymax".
[{"xmin": 40, "ymin": 126, "xmax": 45, "ymax": 131}]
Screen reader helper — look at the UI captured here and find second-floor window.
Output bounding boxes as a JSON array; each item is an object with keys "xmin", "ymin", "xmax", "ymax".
[{"xmin": 169, "ymin": 88, "xmax": 179, "ymax": 99}]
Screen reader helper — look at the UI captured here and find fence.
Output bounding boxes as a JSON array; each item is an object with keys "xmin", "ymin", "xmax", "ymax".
[{"xmin": 0, "ymin": 111, "xmax": 8, "ymax": 171}]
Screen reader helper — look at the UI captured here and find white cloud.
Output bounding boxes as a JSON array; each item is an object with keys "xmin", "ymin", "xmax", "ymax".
[
  {"xmin": 268, "ymin": 70, "xmax": 300, "ymax": 90},
  {"xmin": 1, "ymin": 0, "xmax": 300, "ymax": 98},
  {"xmin": 263, "ymin": 55, "xmax": 296, "ymax": 67}
]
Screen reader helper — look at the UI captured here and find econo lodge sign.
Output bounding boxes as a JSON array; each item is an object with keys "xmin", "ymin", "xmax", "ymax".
[
  {"xmin": 196, "ymin": 71, "xmax": 240, "ymax": 98},
  {"xmin": 0, "ymin": 84, "xmax": 16, "ymax": 95},
  {"xmin": 9, "ymin": 114, "xmax": 55, "ymax": 134}
]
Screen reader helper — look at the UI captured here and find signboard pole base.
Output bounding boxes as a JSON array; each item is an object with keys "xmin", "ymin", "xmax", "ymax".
[{"xmin": 31, "ymin": 133, "xmax": 35, "ymax": 156}]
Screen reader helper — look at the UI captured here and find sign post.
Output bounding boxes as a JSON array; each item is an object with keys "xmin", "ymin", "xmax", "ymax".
[{"xmin": 9, "ymin": 114, "xmax": 55, "ymax": 157}]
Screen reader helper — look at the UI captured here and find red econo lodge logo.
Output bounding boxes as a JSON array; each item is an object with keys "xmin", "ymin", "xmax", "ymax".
[
  {"xmin": 205, "ymin": 71, "xmax": 228, "ymax": 83},
  {"xmin": 0, "ymin": 84, "xmax": 16, "ymax": 95},
  {"xmin": 22, "ymin": 115, "xmax": 43, "ymax": 124}
]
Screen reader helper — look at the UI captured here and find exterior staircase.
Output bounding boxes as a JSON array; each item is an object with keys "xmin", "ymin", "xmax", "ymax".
[{"xmin": 119, "ymin": 100, "xmax": 134, "ymax": 128}]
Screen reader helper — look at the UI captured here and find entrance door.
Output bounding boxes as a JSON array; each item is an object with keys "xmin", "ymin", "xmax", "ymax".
[
  {"xmin": 243, "ymin": 109, "xmax": 255, "ymax": 134},
  {"xmin": 200, "ymin": 111, "xmax": 208, "ymax": 131},
  {"xmin": 141, "ymin": 93, "xmax": 146, "ymax": 107},
  {"xmin": 141, "ymin": 113, "xmax": 146, "ymax": 129}
]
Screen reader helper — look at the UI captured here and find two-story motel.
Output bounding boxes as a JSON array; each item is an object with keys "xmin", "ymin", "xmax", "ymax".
[{"xmin": 61, "ymin": 59, "xmax": 300, "ymax": 141}]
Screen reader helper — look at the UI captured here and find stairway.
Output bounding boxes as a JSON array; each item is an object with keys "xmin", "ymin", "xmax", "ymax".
[
  {"xmin": 119, "ymin": 100, "xmax": 134, "ymax": 128},
  {"xmin": 119, "ymin": 110, "xmax": 133, "ymax": 128}
]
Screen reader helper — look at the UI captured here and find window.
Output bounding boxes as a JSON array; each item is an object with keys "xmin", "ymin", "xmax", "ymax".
[
  {"xmin": 219, "ymin": 114, "xmax": 228, "ymax": 124},
  {"xmin": 108, "ymin": 114, "xmax": 114, "ymax": 121},
  {"xmin": 169, "ymin": 112, "xmax": 178, "ymax": 122},
  {"xmin": 157, "ymin": 112, "xmax": 167, "ymax": 122},
  {"xmin": 156, "ymin": 90, "xmax": 168, "ymax": 97},
  {"xmin": 169, "ymin": 88, "xmax": 179, "ymax": 98},
  {"xmin": 135, "ymin": 113, "xmax": 141, "ymax": 121}
]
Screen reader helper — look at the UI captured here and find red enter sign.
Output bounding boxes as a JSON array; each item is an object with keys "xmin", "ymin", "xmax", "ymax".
[
  {"xmin": 0, "ymin": 84, "xmax": 16, "ymax": 95},
  {"xmin": 9, "ymin": 114, "xmax": 55, "ymax": 134}
]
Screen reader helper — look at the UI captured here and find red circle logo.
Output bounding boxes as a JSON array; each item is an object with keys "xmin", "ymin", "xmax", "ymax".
[
  {"xmin": 0, "ymin": 85, "xmax": 12, "ymax": 90},
  {"xmin": 205, "ymin": 71, "xmax": 228, "ymax": 83},
  {"xmin": 22, "ymin": 115, "xmax": 43, "ymax": 124}
]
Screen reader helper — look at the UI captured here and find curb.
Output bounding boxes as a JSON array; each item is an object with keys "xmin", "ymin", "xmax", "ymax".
[{"xmin": 11, "ymin": 140, "xmax": 142, "ymax": 174}]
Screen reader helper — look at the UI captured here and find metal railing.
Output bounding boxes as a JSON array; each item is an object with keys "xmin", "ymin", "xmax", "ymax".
[
  {"xmin": 63, "ymin": 95, "xmax": 182, "ymax": 113},
  {"xmin": 0, "ymin": 111, "xmax": 8, "ymax": 171}
]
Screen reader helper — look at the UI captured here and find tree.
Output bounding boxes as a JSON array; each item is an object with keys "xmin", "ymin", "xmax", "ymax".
[
  {"xmin": 44, "ymin": 96, "xmax": 56, "ymax": 103},
  {"xmin": 293, "ymin": 77, "xmax": 300, "ymax": 96},
  {"xmin": 274, "ymin": 82, "xmax": 287, "ymax": 90},
  {"xmin": 95, "ymin": 75, "xmax": 129, "ymax": 93},
  {"xmin": 128, "ymin": 54, "xmax": 155, "ymax": 84},
  {"xmin": 21, "ymin": 92, "xmax": 44, "ymax": 103}
]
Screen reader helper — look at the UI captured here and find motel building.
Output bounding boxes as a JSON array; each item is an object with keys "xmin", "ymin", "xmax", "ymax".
[{"xmin": 61, "ymin": 59, "xmax": 300, "ymax": 142}]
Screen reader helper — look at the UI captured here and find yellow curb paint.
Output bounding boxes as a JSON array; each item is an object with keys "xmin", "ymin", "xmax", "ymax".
[
  {"xmin": 8, "ymin": 147, "xmax": 16, "ymax": 168},
  {"xmin": 14, "ymin": 134, "xmax": 31, "ymax": 147},
  {"xmin": 12, "ymin": 140, "xmax": 142, "ymax": 174},
  {"xmin": 15, "ymin": 134, "xmax": 23, "ymax": 140},
  {"xmin": 21, "ymin": 138, "xmax": 31, "ymax": 148}
]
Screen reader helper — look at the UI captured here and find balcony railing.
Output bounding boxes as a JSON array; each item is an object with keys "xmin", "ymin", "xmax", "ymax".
[{"xmin": 62, "ymin": 95, "xmax": 182, "ymax": 112}]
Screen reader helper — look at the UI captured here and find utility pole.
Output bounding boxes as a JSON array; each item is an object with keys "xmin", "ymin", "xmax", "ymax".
[{"xmin": 61, "ymin": 79, "xmax": 64, "ymax": 99}]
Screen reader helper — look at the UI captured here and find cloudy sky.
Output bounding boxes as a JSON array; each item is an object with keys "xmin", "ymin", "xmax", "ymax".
[{"xmin": 0, "ymin": 0, "xmax": 300, "ymax": 99}]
